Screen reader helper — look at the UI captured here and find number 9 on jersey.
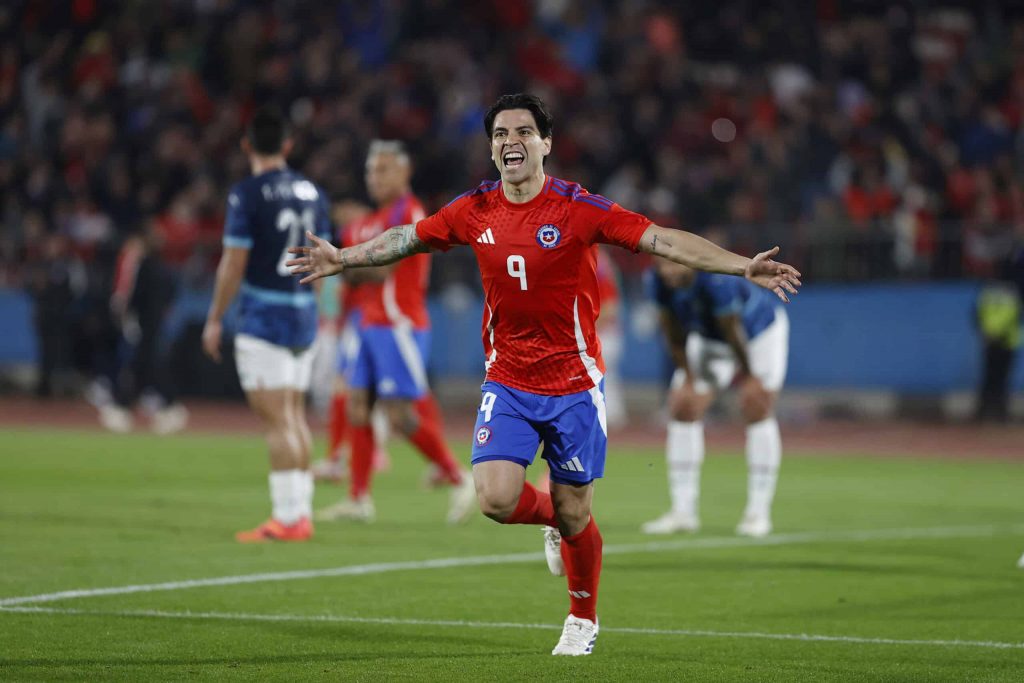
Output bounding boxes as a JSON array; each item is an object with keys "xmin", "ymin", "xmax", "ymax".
[{"xmin": 507, "ymin": 255, "xmax": 527, "ymax": 291}]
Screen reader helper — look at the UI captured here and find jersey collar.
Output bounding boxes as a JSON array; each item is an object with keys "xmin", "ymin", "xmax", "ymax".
[{"xmin": 497, "ymin": 175, "xmax": 552, "ymax": 211}]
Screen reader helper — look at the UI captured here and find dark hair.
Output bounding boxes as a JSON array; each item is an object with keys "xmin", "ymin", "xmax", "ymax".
[
  {"xmin": 483, "ymin": 93, "xmax": 553, "ymax": 139},
  {"xmin": 247, "ymin": 105, "xmax": 288, "ymax": 155}
]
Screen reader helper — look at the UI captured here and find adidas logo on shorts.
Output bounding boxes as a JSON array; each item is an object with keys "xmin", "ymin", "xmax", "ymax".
[{"xmin": 559, "ymin": 457, "xmax": 585, "ymax": 473}]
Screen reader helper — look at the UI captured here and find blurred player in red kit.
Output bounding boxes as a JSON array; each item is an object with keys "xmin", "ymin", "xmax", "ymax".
[
  {"xmin": 314, "ymin": 140, "xmax": 475, "ymax": 525},
  {"xmin": 288, "ymin": 94, "xmax": 800, "ymax": 655}
]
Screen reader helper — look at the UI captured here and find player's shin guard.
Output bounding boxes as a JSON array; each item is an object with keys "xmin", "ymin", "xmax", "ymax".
[
  {"xmin": 349, "ymin": 425, "xmax": 375, "ymax": 499},
  {"xmin": 407, "ymin": 420, "xmax": 462, "ymax": 485},
  {"xmin": 667, "ymin": 421, "xmax": 704, "ymax": 517},
  {"xmin": 744, "ymin": 417, "xmax": 781, "ymax": 517},
  {"xmin": 327, "ymin": 393, "xmax": 348, "ymax": 461},
  {"xmin": 505, "ymin": 482, "xmax": 557, "ymax": 526},
  {"xmin": 561, "ymin": 516, "xmax": 602, "ymax": 622}
]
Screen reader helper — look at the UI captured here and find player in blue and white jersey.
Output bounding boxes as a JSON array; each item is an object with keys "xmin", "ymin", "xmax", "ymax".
[
  {"xmin": 202, "ymin": 106, "xmax": 333, "ymax": 543},
  {"xmin": 643, "ymin": 253, "xmax": 790, "ymax": 538}
]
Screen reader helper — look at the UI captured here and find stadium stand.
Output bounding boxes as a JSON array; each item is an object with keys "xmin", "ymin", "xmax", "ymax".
[{"xmin": 1, "ymin": 1, "xmax": 1022, "ymax": 408}]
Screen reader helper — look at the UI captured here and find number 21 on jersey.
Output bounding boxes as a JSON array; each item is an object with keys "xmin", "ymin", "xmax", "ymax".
[{"xmin": 276, "ymin": 208, "xmax": 316, "ymax": 276}]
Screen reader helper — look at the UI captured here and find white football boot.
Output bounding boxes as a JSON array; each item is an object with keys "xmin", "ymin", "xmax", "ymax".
[
  {"xmin": 551, "ymin": 614, "xmax": 599, "ymax": 656},
  {"xmin": 150, "ymin": 403, "xmax": 188, "ymax": 435},
  {"xmin": 1017, "ymin": 552, "xmax": 1024, "ymax": 569},
  {"xmin": 446, "ymin": 473, "xmax": 477, "ymax": 525},
  {"xmin": 736, "ymin": 512, "xmax": 772, "ymax": 538},
  {"xmin": 315, "ymin": 496, "xmax": 375, "ymax": 523},
  {"xmin": 641, "ymin": 510, "xmax": 700, "ymax": 535},
  {"xmin": 99, "ymin": 405, "xmax": 133, "ymax": 433},
  {"xmin": 543, "ymin": 526, "xmax": 565, "ymax": 576}
]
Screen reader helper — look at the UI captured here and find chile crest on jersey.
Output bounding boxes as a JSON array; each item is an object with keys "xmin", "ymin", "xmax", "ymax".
[{"xmin": 535, "ymin": 224, "xmax": 562, "ymax": 249}]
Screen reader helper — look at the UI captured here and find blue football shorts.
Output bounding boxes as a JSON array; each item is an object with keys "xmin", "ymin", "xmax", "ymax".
[
  {"xmin": 470, "ymin": 380, "xmax": 608, "ymax": 485},
  {"xmin": 335, "ymin": 319, "xmax": 361, "ymax": 376},
  {"xmin": 347, "ymin": 324, "xmax": 430, "ymax": 400}
]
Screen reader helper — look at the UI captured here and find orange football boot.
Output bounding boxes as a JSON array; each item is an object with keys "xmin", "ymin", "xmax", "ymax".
[{"xmin": 235, "ymin": 517, "xmax": 313, "ymax": 543}]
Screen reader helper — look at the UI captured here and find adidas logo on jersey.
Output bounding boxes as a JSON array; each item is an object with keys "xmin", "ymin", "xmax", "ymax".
[
  {"xmin": 559, "ymin": 457, "xmax": 585, "ymax": 473},
  {"xmin": 476, "ymin": 228, "xmax": 495, "ymax": 244}
]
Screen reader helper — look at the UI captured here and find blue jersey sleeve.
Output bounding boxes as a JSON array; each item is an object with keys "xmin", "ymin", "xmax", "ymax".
[
  {"xmin": 704, "ymin": 275, "xmax": 744, "ymax": 317},
  {"xmin": 223, "ymin": 187, "xmax": 253, "ymax": 249}
]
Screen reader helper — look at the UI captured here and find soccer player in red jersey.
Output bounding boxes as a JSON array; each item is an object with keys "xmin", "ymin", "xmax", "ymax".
[
  {"xmin": 314, "ymin": 141, "xmax": 475, "ymax": 524},
  {"xmin": 288, "ymin": 94, "xmax": 801, "ymax": 655}
]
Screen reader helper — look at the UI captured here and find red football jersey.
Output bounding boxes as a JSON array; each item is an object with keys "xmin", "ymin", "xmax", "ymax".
[
  {"xmin": 595, "ymin": 247, "xmax": 621, "ymax": 309},
  {"xmin": 416, "ymin": 176, "xmax": 651, "ymax": 395},
  {"xmin": 343, "ymin": 193, "xmax": 430, "ymax": 329}
]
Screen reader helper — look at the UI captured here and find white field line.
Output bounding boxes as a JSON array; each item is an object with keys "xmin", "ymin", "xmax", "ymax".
[
  {"xmin": 2, "ymin": 606, "xmax": 1023, "ymax": 651},
  {"xmin": 1, "ymin": 523, "xmax": 1021, "ymax": 608}
]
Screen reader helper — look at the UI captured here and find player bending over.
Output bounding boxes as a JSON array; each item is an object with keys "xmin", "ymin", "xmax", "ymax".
[
  {"xmin": 288, "ymin": 94, "xmax": 800, "ymax": 655},
  {"xmin": 203, "ymin": 106, "xmax": 332, "ymax": 543},
  {"xmin": 643, "ymin": 255, "xmax": 790, "ymax": 538}
]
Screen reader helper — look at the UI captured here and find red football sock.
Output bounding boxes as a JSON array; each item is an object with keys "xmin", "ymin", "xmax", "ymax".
[
  {"xmin": 348, "ymin": 425, "xmax": 375, "ymax": 499},
  {"xmin": 561, "ymin": 516, "xmax": 602, "ymax": 622},
  {"xmin": 407, "ymin": 419, "xmax": 463, "ymax": 485},
  {"xmin": 327, "ymin": 393, "xmax": 348, "ymax": 462},
  {"xmin": 414, "ymin": 394, "xmax": 443, "ymax": 430},
  {"xmin": 504, "ymin": 482, "xmax": 557, "ymax": 526}
]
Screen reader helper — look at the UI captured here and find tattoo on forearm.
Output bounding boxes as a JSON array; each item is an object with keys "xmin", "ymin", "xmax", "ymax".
[
  {"xmin": 341, "ymin": 224, "xmax": 427, "ymax": 268},
  {"xmin": 649, "ymin": 233, "xmax": 672, "ymax": 255}
]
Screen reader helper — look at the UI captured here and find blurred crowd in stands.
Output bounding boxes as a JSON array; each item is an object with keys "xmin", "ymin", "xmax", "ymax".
[{"xmin": 3, "ymin": 0, "xmax": 1024, "ymax": 395}]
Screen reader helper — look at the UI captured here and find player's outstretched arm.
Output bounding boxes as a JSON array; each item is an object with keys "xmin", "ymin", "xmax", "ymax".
[
  {"xmin": 287, "ymin": 224, "xmax": 430, "ymax": 284},
  {"xmin": 639, "ymin": 225, "xmax": 802, "ymax": 303}
]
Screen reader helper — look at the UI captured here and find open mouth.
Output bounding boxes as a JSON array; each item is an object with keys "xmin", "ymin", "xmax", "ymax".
[{"xmin": 502, "ymin": 150, "xmax": 525, "ymax": 168}]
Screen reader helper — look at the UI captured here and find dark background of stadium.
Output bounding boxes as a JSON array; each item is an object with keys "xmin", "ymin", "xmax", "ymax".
[{"xmin": 1, "ymin": 0, "xmax": 1022, "ymax": 413}]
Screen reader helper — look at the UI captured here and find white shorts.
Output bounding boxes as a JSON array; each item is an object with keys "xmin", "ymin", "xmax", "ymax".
[
  {"xmin": 671, "ymin": 309, "xmax": 789, "ymax": 394},
  {"xmin": 234, "ymin": 333, "xmax": 315, "ymax": 392}
]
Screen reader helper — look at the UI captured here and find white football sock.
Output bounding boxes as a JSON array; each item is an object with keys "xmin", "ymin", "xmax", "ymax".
[
  {"xmin": 297, "ymin": 469, "xmax": 313, "ymax": 519},
  {"xmin": 269, "ymin": 469, "xmax": 304, "ymax": 525},
  {"xmin": 666, "ymin": 421, "xmax": 704, "ymax": 518},
  {"xmin": 744, "ymin": 417, "xmax": 782, "ymax": 519}
]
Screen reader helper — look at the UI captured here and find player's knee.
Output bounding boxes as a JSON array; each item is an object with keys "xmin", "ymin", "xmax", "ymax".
[
  {"xmin": 552, "ymin": 496, "xmax": 591, "ymax": 535},
  {"xmin": 476, "ymin": 487, "xmax": 519, "ymax": 523},
  {"xmin": 740, "ymin": 392, "xmax": 774, "ymax": 423},
  {"xmin": 670, "ymin": 395, "xmax": 704, "ymax": 422},
  {"xmin": 347, "ymin": 395, "xmax": 371, "ymax": 426},
  {"xmin": 260, "ymin": 406, "xmax": 291, "ymax": 431},
  {"xmin": 383, "ymin": 401, "xmax": 418, "ymax": 436}
]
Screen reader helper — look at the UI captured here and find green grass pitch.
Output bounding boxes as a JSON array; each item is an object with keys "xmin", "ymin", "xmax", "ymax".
[{"xmin": 1, "ymin": 427, "xmax": 1022, "ymax": 681}]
